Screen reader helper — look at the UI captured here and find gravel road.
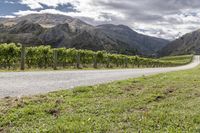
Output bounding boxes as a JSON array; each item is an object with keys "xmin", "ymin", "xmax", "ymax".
[{"xmin": 0, "ymin": 56, "xmax": 199, "ymax": 98}]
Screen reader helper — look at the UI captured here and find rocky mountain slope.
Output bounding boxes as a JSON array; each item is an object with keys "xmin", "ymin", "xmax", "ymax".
[
  {"xmin": 97, "ymin": 24, "xmax": 168, "ymax": 55},
  {"xmin": 159, "ymin": 29, "xmax": 200, "ymax": 56},
  {"xmin": 0, "ymin": 14, "xmax": 169, "ymax": 56}
]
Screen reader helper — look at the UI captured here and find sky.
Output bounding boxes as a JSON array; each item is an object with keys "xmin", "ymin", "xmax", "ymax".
[{"xmin": 1, "ymin": 0, "xmax": 200, "ymax": 40}]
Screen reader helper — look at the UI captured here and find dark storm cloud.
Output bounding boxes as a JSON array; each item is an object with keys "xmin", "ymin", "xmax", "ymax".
[
  {"xmin": 94, "ymin": 0, "xmax": 200, "ymax": 23},
  {"xmin": 90, "ymin": 0, "xmax": 200, "ymax": 39}
]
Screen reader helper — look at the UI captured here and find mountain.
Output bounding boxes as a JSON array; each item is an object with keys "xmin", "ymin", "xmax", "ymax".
[
  {"xmin": 0, "ymin": 13, "xmax": 169, "ymax": 56},
  {"xmin": 97, "ymin": 24, "xmax": 169, "ymax": 55},
  {"xmin": 159, "ymin": 29, "xmax": 200, "ymax": 56},
  {"xmin": 0, "ymin": 19, "xmax": 130, "ymax": 53},
  {"xmin": 0, "ymin": 14, "xmax": 74, "ymax": 27}
]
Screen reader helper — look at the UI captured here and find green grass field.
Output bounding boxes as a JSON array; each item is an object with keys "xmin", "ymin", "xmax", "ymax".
[{"xmin": 1, "ymin": 63, "xmax": 200, "ymax": 132}]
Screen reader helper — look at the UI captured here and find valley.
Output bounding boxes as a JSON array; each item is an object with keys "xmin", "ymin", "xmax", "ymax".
[{"xmin": 0, "ymin": 11, "xmax": 200, "ymax": 133}]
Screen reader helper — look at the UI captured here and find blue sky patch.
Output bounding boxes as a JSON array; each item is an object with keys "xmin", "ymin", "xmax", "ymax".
[{"xmin": 0, "ymin": 0, "xmax": 30, "ymax": 16}]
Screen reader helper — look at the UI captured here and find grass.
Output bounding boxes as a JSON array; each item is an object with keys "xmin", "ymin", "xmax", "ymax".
[
  {"xmin": 0, "ymin": 67, "xmax": 109, "ymax": 72},
  {"xmin": 0, "ymin": 66, "xmax": 155, "ymax": 73},
  {"xmin": 1, "ymin": 66, "xmax": 200, "ymax": 132},
  {"xmin": 160, "ymin": 55, "xmax": 193, "ymax": 64}
]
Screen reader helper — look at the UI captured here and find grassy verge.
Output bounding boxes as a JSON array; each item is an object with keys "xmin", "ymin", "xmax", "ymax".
[
  {"xmin": 1, "ymin": 66, "xmax": 200, "ymax": 132},
  {"xmin": 0, "ymin": 66, "xmax": 157, "ymax": 72},
  {"xmin": 0, "ymin": 67, "xmax": 115, "ymax": 72},
  {"xmin": 160, "ymin": 55, "xmax": 193, "ymax": 65}
]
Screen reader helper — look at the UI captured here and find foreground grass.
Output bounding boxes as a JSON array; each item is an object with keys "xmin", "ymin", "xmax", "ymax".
[{"xmin": 1, "ymin": 66, "xmax": 200, "ymax": 132}]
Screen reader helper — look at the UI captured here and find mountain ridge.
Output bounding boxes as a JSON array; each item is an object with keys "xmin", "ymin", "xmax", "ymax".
[
  {"xmin": 159, "ymin": 29, "xmax": 200, "ymax": 56},
  {"xmin": 0, "ymin": 13, "xmax": 169, "ymax": 56}
]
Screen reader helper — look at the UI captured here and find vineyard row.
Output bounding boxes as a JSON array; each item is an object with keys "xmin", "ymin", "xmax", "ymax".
[{"xmin": 0, "ymin": 43, "xmax": 193, "ymax": 70}]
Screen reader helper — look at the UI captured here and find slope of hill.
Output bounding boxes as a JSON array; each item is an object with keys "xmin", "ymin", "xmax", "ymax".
[
  {"xmin": 159, "ymin": 29, "xmax": 200, "ymax": 56},
  {"xmin": 97, "ymin": 24, "xmax": 168, "ymax": 55},
  {"xmin": 0, "ymin": 13, "xmax": 169, "ymax": 56}
]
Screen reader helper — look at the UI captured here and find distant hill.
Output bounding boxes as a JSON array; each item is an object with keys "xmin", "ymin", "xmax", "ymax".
[
  {"xmin": 0, "ymin": 13, "xmax": 169, "ymax": 56},
  {"xmin": 159, "ymin": 29, "xmax": 200, "ymax": 56}
]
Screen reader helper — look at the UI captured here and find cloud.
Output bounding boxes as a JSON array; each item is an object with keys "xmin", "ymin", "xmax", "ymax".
[
  {"xmin": 20, "ymin": 0, "xmax": 43, "ymax": 9},
  {"xmin": 16, "ymin": 0, "xmax": 126, "ymax": 22},
  {"xmin": 4, "ymin": 1, "xmax": 15, "ymax": 4},
  {"xmin": 19, "ymin": 0, "xmax": 79, "ymax": 9},
  {"xmin": 3, "ymin": 0, "xmax": 200, "ymax": 40},
  {"xmin": 0, "ymin": 15, "xmax": 15, "ymax": 18}
]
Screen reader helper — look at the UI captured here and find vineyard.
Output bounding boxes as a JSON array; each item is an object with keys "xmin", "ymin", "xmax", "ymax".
[{"xmin": 0, "ymin": 43, "xmax": 193, "ymax": 70}]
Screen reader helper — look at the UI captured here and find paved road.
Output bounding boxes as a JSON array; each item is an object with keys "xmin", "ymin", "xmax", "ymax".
[{"xmin": 0, "ymin": 56, "xmax": 199, "ymax": 98}]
